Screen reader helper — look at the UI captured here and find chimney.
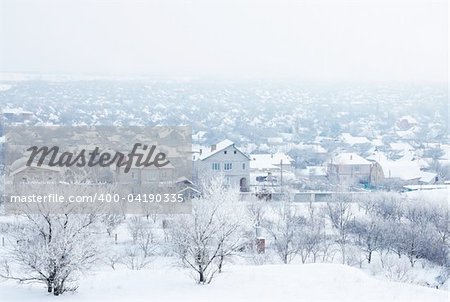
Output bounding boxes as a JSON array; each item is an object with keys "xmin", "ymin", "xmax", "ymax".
[
  {"xmin": 211, "ymin": 144, "xmax": 216, "ymax": 152},
  {"xmin": 199, "ymin": 148, "xmax": 202, "ymax": 155},
  {"xmin": 350, "ymin": 155, "xmax": 353, "ymax": 160}
]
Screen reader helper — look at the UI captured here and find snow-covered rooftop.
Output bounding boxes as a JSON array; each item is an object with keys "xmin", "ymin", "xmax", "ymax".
[
  {"xmin": 250, "ymin": 153, "xmax": 294, "ymax": 171},
  {"xmin": 340, "ymin": 133, "xmax": 371, "ymax": 145},
  {"xmin": 330, "ymin": 153, "xmax": 371, "ymax": 166},
  {"xmin": 390, "ymin": 142, "xmax": 413, "ymax": 151},
  {"xmin": 197, "ymin": 139, "xmax": 249, "ymax": 161}
]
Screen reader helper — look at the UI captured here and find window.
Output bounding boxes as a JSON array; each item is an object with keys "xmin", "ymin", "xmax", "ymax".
[
  {"xmin": 234, "ymin": 150, "xmax": 237, "ymax": 154},
  {"xmin": 144, "ymin": 170, "xmax": 157, "ymax": 181},
  {"xmin": 242, "ymin": 163, "xmax": 246, "ymax": 170},
  {"xmin": 212, "ymin": 163, "xmax": 220, "ymax": 171},
  {"xmin": 224, "ymin": 150, "xmax": 227, "ymax": 154},
  {"xmin": 224, "ymin": 163, "xmax": 232, "ymax": 171}
]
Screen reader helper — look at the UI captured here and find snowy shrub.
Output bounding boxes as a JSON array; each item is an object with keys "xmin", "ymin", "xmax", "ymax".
[
  {"xmin": 104, "ymin": 246, "xmax": 124, "ymax": 270},
  {"xmin": 101, "ymin": 212, "xmax": 125, "ymax": 237},
  {"xmin": 124, "ymin": 216, "xmax": 157, "ymax": 270},
  {"xmin": 345, "ymin": 245, "xmax": 366, "ymax": 268},
  {"xmin": 383, "ymin": 256, "xmax": 412, "ymax": 283},
  {"xmin": 123, "ymin": 245, "xmax": 153, "ymax": 270}
]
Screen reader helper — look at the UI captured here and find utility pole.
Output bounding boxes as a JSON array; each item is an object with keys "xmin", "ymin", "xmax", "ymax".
[{"xmin": 280, "ymin": 159, "xmax": 283, "ymax": 197}]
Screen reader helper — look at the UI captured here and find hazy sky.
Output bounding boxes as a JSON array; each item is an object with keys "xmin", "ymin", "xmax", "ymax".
[{"xmin": 0, "ymin": 0, "xmax": 447, "ymax": 82}]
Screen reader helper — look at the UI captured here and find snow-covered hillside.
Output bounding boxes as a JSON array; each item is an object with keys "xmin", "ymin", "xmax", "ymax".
[{"xmin": 0, "ymin": 264, "xmax": 446, "ymax": 302}]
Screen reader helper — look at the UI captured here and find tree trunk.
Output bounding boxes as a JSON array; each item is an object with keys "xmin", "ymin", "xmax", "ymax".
[
  {"xmin": 218, "ymin": 255, "xmax": 224, "ymax": 273},
  {"xmin": 47, "ymin": 281, "xmax": 53, "ymax": 293},
  {"xmin": 199, "ymin": 270, "xmax": 205, "ymax": 283}
]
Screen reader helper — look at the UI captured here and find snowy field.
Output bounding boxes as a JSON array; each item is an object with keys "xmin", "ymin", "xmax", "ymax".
[
  {"xmin": 0, "ymin": 263, "xmax": 447, "ymax": 302},
  {"xmin": 0, "ymin": 188, "xmax": 449, "ymax": 301}
]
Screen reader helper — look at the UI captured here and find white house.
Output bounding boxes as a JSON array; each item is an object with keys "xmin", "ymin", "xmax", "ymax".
[
  {"xmin": 340, "ymin": 133, "xmax": 371, "ymax": 146},
  {"xmin": 249, "ymin": 152, "xmax": 295, "ymax": 186},
  {"xmin": 193, "ymin": 139, "xmax": 250, "ymax": 192},
  {"xmin": 250, "ymin": 153, "xmax": 294, "ymax": 172}
]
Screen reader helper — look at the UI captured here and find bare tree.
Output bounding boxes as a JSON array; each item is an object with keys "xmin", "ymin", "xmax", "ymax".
[
  {"xmin": 247, "ymin": 196, "xmax": 267, "ymax": 228},
  {"xmin": 295, "ymin": 202, "xmax": 326, "ymax": 264},
  {"xmin": 1, "ymin": 202, "xmax": 103, "ymax": 295},
  {"xmin": 169, "ymin": 177, "xmax": 245, "ymax": 284},
  {"xmin": 326, "ymin": 195, "xmax": 353, "ymax": 264},
  {"xmin": 264, "ymin": 201, "xmax": 306, "ymax": 264},
  {"xmin": 102, "ymin": 212, "xmax": 125, "ymax": 237},
  {"xmin": 124, "ymin": 216, "xmax": 157, "ymax": 270},
  {"xmin": 351, "ymin": 217, "xmax": 384, "ymax": 264}
]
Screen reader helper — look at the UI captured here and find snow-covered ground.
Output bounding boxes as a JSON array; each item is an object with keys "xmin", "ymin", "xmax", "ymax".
[
  {"xmin": 405, "ymin": 187, "xmax": 449, "ymax": 205},
  {"xmin": 0, "ymin": 263, "xmax": 447, "ymax": 302}
]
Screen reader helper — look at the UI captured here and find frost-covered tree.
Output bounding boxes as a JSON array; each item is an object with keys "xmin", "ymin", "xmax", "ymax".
[
  {"xmin": 429, "ymin": 205, "xmax": 450, "ymax": 263},
  {"xmin": 326, "ymin": 195, "xmax": 354, "ymax": 264},
  {"xmin": 247, "ymin": 196, "xmax": 267, "ymax": 228},
  {"xmin": 102, "ymin": 212, "xmax": 125, "ymax": 237},
  {"xmin": 264, "ymin": 201, "xmax": 306, "ymax": 264},
  {"xmin": 169, "ymin": 177, "xmax": 246, "ymax": 284},
  {"xmin": 124, "ymin": 216, "xmax": 157, "ymax": 270},
  {"xmin": 351, "ymin": 217, "xmax": 384, "ymax": 263},
  {"xmin": 1, "ymin": 202, "xmax": 103, "ymax": 295},
  {"xmin": 299, "ymin": 205, "xmax": 327, "ymax": 264}
]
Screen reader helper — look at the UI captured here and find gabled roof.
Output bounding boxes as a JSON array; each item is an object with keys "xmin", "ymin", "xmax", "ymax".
[
  {"xmin": 10, "ymin": 164, "xmax": 62, "ymax": 176},
  {"xmin": 390, "ymin": 142, "xmax": 413, "ymax": 151},
  {"xmin": 250, "ymin": 153, "xmax": 294, "ymax": 170},
  {"xmin": 340, "ymin": 133, "xmax": 371, "ymax": 145},
  {"xmin": 380, "ymin": 161, "xmax": 421, "ymax": 180},
  {"xmin": 330, "ymin": 153, "xmax": 371, "ymax": 165},
  {"xmin": 175, "ymin": 176, "xmax": 195, "ymax": 186},
  {"xmin": 419, "ymin": 171, "xmax": 437, "ymax": 183},
  {"xmin": 197, "ymin": 139, "xmax": 250, "ymax": 161},
  {"xmin": 177, "ymin": 186, "xmax": 202, "ymax": 195}
]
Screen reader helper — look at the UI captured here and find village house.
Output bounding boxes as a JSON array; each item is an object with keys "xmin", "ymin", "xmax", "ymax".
[
  {"xmin": 327, "ymin": 152, "xmax": 373, "ymax": 185},
  {"xmin": 249, "ymin": 152, "xmax": 295, "ymax": 187},
  {"xmin": 116, "ymin": 162, "xmax": 176, "ymax": 194},
  {"xmin": 396, "ymin": 115, "xmax": 419, "ymax": 131},
  {"xmin": 9, "ymin": 157, "xmax": 63, "ymax": 184},
  {"xmin": 2, "ymin": 108, "xmax": 34, "ymax": 124},
  {"xmin": 367, "ymin": 151, "xmax": 438, "ymax": 186},
  {"xmin": 193, "ymin": 139, "xmax": 250, "ymax": 192}
]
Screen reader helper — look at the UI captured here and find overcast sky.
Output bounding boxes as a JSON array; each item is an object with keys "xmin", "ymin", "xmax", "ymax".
[{"xmin": 0, "ymin": 0, "xmax": 447, "ymax": 82}]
